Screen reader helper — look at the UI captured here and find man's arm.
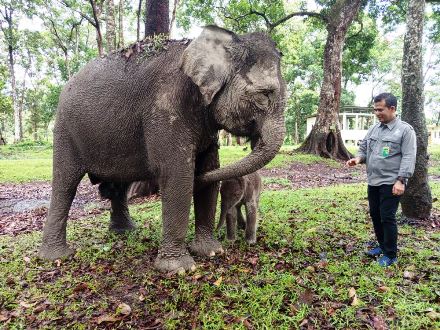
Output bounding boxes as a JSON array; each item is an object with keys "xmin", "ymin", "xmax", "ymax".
[
  {"xmin": 346, "ymin": 126, "xmax": 373, "ymax": 166},
  {"xmin": 398, "ymin": 127, "xmax": 417, "ymax": 179}
]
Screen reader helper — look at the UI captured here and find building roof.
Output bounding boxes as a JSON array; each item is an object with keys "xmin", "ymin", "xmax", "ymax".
[{"xmin": 307, "ymin": 105, "xmax": 374, "ymax": 119}]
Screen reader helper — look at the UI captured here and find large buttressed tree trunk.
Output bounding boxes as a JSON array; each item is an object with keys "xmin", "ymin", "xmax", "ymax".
[
  {"xmin": 400, "ymin": 0, "xmax": 432, "ymax": 220},
  {"xmin": 299, "ymin": 0, "xmax": 363, "ymax": 160},
  {"xmin": 144, "ymin": 0, "xmax": 169, "ymax": 37}
]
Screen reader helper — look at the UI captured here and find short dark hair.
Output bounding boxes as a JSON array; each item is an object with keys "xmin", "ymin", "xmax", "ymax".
[{"xmin": 373, "ymin": 93, "xmax": 397, "ymax": 109}]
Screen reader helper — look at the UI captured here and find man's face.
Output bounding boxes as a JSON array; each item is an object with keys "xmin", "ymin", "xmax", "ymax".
[{"xmin": 374, "ymin": 99, "xmax": 396, "ymax": 124}]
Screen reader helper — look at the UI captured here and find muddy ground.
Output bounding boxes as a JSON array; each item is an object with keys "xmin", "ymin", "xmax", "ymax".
[{"xmin": 1, "ymin": 162, "xmax": 439, "ymax": 236}]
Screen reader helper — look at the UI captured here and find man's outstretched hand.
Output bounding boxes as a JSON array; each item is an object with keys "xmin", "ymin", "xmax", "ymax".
[{"xmin": 346, "ymin": 157, "xmax": 361, "ymax": 167}]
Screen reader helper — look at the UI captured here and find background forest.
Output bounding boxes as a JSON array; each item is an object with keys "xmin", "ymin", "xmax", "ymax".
[{"xmin": 0, "ymin": 0, "xmax": 439, "ymax": 145}]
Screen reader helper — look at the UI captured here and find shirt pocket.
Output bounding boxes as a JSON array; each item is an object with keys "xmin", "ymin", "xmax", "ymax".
[
  {"xmin": 367, "ymin": 135, "xmax": 378, "ymax": 153},
  {"xmin": 381, "ymin": 136, "xmax": 401, "ymax": 157}
]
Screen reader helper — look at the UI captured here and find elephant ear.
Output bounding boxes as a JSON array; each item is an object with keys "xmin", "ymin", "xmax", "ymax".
[{"xmin": 180, "ymin": 26, "xmax": 237, "ymax": 106}]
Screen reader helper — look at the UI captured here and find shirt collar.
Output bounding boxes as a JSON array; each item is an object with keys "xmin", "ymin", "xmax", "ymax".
[{"xmin": 380, "ymin": 117, "xmax": 398, "ymax": 130}]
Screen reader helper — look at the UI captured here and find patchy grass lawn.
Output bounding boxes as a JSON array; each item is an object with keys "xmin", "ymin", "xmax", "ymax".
[
  {"xmin": 1, "ymin": 183, "xmax": 439, "ymax": 328},
  {"xmin": 0, "ymin": 142, "xmax": 439, "ymax": 328},
  {"xmin": 0, "ymin": 142, "xmax": 53, "ymax": 183}
]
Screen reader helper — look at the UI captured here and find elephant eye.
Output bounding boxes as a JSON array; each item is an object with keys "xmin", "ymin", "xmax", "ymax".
[{"xmin": 261, "ymin": 89, "xmax": 274, "ymax": 99}]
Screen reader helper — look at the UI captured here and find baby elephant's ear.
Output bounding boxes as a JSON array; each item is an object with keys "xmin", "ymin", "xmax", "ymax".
[{"xmin": 180, "ymin": 25, "xmax": 236, "ymax": 106}]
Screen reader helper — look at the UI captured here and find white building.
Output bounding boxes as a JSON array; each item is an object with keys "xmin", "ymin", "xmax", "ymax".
[{"xmin": 306, "ymin": 106, "xmax": 377, "ymax": 145}]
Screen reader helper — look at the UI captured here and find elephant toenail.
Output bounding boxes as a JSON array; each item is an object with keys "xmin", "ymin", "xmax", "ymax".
[{"xmin": 209, "ymin": 251, "xmax": 215, "ymax": 257}]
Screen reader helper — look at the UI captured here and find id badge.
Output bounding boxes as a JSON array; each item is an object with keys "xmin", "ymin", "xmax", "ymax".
[{"xmin": 382, "ymin": 146, "xmax": 390, "ymax": 157}]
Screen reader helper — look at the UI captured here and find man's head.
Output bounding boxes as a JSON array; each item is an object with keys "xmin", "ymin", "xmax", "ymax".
[{"xmin": 373, "ymin": 93, "xmax": 397, "ymax": 124}]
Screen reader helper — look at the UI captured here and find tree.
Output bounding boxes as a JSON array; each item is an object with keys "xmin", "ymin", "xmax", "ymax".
[
  {"xmin": 299, "ymin": 0, "xmax": 364, "ymax": 160},
  {"xmin": 105, "ymin": 0, "xmax": 116, "ymax": 52},
  {"xmin": 400, "ymin": 0, "xmax": 432, "ymax": 220},
  {"xmin": 0, "ymin": 2, "xmax": 21, "ymax": 142},
  {"xmin": 145, "ymin": 0, "xmax": 169, "ymax": 37}
]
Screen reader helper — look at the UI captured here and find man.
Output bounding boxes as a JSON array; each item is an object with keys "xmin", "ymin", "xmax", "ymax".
[{"xmin": 347, "ymin": 93, "xmax": 416, "ymax": 267}]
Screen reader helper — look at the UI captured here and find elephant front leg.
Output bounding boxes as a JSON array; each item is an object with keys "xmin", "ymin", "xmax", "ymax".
[
  {"xmin": 154, "ymin": 173, "xmax": 195, "ymax": 273},
  {"xmin": 190, "ymin": 145, "xmax": 223, "ymax": 257}
]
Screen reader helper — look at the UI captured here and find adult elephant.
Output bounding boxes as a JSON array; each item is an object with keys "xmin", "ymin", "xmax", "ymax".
[{"xmin": 39, "ymin": 26, "xmax": 286, "ymax": 272}]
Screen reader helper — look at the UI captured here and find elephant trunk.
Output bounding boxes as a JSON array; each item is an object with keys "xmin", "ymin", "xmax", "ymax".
[{"xmin": 197, "ymin": 116, "xmax": 285, "ymax": 185}]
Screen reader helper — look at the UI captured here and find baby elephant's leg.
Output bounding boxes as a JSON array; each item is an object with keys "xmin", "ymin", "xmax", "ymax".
[
  {"xmin": 236, "ymin": 205, "xmax": 246, "ymax": 230},
  {"xmin": 244, "ymin": 202, "xmax": 258, "ymax": 244}
]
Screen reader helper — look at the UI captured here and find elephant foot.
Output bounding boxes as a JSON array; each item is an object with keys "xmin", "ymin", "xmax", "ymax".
[
  {"xmin": 109, "ymin": 216, "xmax": 137, "ymax": 233},
  {"xmin": 154, "ymin": 250, "xmax": 196, "ymax": 273},
  {"xmin": 38, "ymin": 243, "xmax": 75, "ymax": 260},
  {"xmin": 245, "ymin": 235, "xmax": 257, "ymax": 245},
  {"xmin": 190, "ymin": 237, "xmax": 224, "ymax": 257}
]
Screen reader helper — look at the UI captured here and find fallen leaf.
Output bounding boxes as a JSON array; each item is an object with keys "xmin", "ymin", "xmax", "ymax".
[
  {"xmin": 213, "ymin": 276, "xmax": 223, "ymax": 286},
  {"xmin": 348, "ymin": 287, "xmax": 357, "ymax": 298},
  {"xmin": 73, "ymin": 282, "xmax": 90, "ymax": 293},
  {"xmin": 305, "ymin": 266, "xmax": 315, "ymax": 272},
  {"xmin": 351, "ymin": 295, "xmax": 360, "ymax": 306},
  {"xmin": 378, "ymin": 286, "xmax": 390, "ymax": 293},
  {"xmin": 33, "ymin": 304, "xmax": 48, "ymax": 314},
  {"xmin": 0, "ymin": 314, "xmax": 9, "ymax": 322},
  {"xmin": 138, "ymin": 295, "xmax": 145, "ymax": 302},
  {"xmin": 192, "ymin": 273, "xmax": 203, "ymax": 280},
  {"xmin": 298, "ymin": 289, "xmax": 315, "ymax": 305},
  {"xmin": 372, "ymin": 315, "xmax": 387, "ymax": 330},
  {"xmin": 96, "ymin": 314, "xmax": 121, "ymax": 324},
  {"xmin": 299, "ymin": 319, "xmax": 308, "ymax": 327},
  {"xmin": 19, "ymin": 301, "xmax": 37, "ymax": 309},
  {"xmin": 427, "ymin": 311, "xmax": 440, "ymax": 320},
  {"xmin": 23, "ymin": 256, "xmax": 31, "ymax": 263},
  {"xmin": 116, "ymin": 303, "xmax": 131, "ymax": 316},
  {"xmin": 403, "ymin": 271, "xmax": 416, "ymax": 280}
]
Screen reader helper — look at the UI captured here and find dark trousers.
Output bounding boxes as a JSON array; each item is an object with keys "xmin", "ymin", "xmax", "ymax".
[{"xmin": 367, "ymin": 185, "xmax": 401, "ymax": 258}]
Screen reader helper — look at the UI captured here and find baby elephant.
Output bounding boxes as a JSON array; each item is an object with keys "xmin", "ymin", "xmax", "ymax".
[{"xmin": 218, "ymin": 172, "xmax": 262, "ymax": 244}]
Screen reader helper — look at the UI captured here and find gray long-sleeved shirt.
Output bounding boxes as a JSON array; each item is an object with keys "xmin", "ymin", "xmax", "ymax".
[{"xmin": 357, "ymin": 118, "xmax": 417, "ymax": 186}]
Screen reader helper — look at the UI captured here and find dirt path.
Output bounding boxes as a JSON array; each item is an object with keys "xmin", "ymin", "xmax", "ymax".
[{"xmin": 1, "ymin": 162, "xmax": 438, "ymax": 236}]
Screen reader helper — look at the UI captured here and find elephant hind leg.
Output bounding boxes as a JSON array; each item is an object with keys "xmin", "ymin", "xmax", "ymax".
[
  {"xmin": 39, "ymin": 157, "xmax": 85, "ymax": 260},
  {"xmin": 244, "ymin": 202, "xmax": 258, "ymax": 244},
  {"xmin": 108, "ymin": 183, "xmax": 136, "ymax": 233}
]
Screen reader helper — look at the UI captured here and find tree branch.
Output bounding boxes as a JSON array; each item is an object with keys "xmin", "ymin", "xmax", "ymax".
[
  {"xmin": 345, "ymin": 18, "xmax": 363, "ymax": 43},
  {"xmin": 220, "ymin": 5, "xmax": 326, "ymax": 32},
  {"xmin": 48, "ymin": 18, "xmax": 68, "ymax": 53},
  {"xmin": 56, "ymin": 0, "xmax": 96, "ymax": 27}
]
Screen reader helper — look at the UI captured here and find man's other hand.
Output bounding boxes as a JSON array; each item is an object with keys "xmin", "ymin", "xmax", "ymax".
[
  {"xmin": 392, "ymin": 181, "xmax": 405, "ymax": 196},
  {"xmin": 346, "ymin": 157, "xmax": 361, "ymax": 167}
]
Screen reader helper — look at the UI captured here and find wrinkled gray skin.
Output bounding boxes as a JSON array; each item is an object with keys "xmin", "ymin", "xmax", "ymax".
[
  {"xmin": 38, "ymin": 26, "xmax": 286, "ymax": 272},
  {"xmin": 218, "ymin": 172, "xmax": 262, "ymax": 244}
]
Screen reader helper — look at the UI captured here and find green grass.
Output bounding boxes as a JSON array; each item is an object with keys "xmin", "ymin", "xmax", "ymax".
[
  {"xmin": 0, "ymin": 183, "xmax": 438, "ymax": 328},
  {"xmin": 1, "ymin": 145, "xmax": 339, "ymax": 184},
  {"xmin": 0, "ymin": 142, "xmax": 53, "ymax": 183}
]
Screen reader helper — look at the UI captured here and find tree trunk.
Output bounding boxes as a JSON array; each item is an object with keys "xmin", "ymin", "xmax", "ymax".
[
  {"xmin": 2, "ymin": 7, "xmax": 21, "ymax": 143},
  {"xmin": 298, "ymin": 0, "xmax": 363, "ymax": 160},
  {"xmin": 169, "ymin": 0, "xmax": 180, "ymax": 34},
  {"xmin": 136, "ymin": 0, "xmax": 142, "ymax": 41},
  {"xmin": 144, "ymin": 0, "xmax": 170, "ymax": 37},
  {"xmin": 105, "ymin": 0, "xmax": 116, "ymax": 52},
  {"xmin": 400, "ymin": 0, "xmax": 432, "ymax": 220},
  {"xmin": 89, "ymin": 0, "xmax": 104, "ymax": 56},
  {"xmin": 117, "ymin": 0, "xmax": 124, "ymax": 47},
  {"xmin": 9, "ymin": 44, "xmax": 20, "ymax": 143},
  {"xmin": 226, "ymin": 133, "xmax": 232, "ymax": 146}
]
